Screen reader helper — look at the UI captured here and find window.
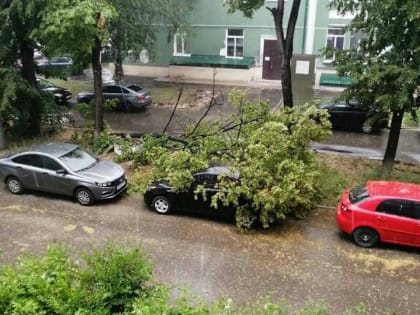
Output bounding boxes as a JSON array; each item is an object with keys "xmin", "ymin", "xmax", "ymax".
[
  {"xmin": 226, "ymin": 29, "xmax": 243, "ymax": 58},
  {"xmin": 41, "ymin": 156, "xmax": 62, "ymax": 171},
  {"xmin": 349, "ymin": 185, "xmax": 370, "ymax": 204},
  {"xmin": 350, "ymin": 31, "xmax": 364, "ymax": 50},
  {"xmin": 102, "ymin": 86, "xmax": 122, "ymax": 94},
  {"xmin": 377, "ymin": 200, "xmax": 419, "ymax": 219},
  {"xmin": 13, "ymin": 154, "xmax": 43, "ymax": 168},
  {"xmin": 173, "ymin": 33, "xmax": 190, "ymax": 56},
  {"xmin": 324, "ymin": 26, "xmax": 345, "ymax": 62}
]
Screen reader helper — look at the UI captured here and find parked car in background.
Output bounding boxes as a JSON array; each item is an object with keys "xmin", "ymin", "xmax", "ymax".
[
  {"xmin": 36, "ymin": 77, "xmax": 72, "ymax": 104},
  {"xmin": 0, "ymin": 143, "xmax": 127, "ymax": 206},
  {"xmin": 336, "ymin": 181, "xmax": 420, "ymax": 248},
  {"xmin": 36, "ymin": 56, "xmax": 73, "ymax": 71},
  {"xmin": 319, "ymin": 100, "xmax": 389, "ymax": 133},
  {"xmin": 144, "ymin": 167, "xmax": 239, "ymax": 220},
  {"xmin": 77, "ymin": 83, "xmax": 152, "ymax": 112}
]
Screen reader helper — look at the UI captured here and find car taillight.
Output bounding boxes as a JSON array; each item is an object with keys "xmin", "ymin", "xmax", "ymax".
[
  {"xmin": 341, "ymin": 203, "xmax": 350, "ymax": 212},
  {"xmin": 137, "ymin": 95, "xmax": 144, "ymax": 101}
]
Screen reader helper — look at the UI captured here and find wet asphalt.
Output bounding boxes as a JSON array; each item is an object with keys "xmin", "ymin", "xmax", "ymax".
[{"xmin": 0, "ymin": 190, "xmax": 419, "ymax": 314}]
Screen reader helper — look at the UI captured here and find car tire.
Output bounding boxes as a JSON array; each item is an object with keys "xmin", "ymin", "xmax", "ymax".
[
  {"xmin": 124, "ymin": 102, "xmax": 134, "ymax": 113},
  {"xmin": 361, "ymin": 122, "xmax": 373, "ymax": 134},
  {"xmin": 6, "ymin": 176, "xmax": 24, "ymax": 194},
  {"xmin": 75, "ymin": 188, "xmax": 94, "ymax": 206},
  {"xmin": 352, "ymin": 227, "xmax": 379, "ymax": 248},
  {"xmin": 151, "ymin": 196, "xmax": 171, "ymax": 214}
]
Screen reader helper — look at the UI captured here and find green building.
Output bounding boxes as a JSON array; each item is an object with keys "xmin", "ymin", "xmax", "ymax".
[{"xmin": 124, "ymin": 0, "xmax": 355, "ymax": 88}]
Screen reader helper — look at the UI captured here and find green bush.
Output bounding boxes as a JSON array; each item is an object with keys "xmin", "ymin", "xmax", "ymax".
[
  {"xmin": 0, "ymin": 68, "xmax": 61, "ymax": 142},
  {"xmin": 0, "ymin": 243, "xmax": 370, "ymax": 315},
  {"xmin": 0, "ymin": 243, "xmax": 156, "ymax": 315}
]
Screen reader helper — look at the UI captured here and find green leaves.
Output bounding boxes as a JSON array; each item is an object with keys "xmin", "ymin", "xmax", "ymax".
[{"xmin": 138, "ymin": 91, "xmax": 331, "ymax": 229}]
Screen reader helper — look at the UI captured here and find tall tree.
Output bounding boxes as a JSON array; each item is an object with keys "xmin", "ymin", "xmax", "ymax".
[
  {"xmin": 227, "ymin": 0, "xmax": 302, "ymax": 108},
  {"xmin": 0, "ymin": 0, "xmax": 48, "ymax": 135},
  {"xmin": 330, "ymin": 0, "xmax": 420, "ymax": 170},
  {"xmin": 38, "ymin": 0, "xmax": 116, "ymax": 138},
  {"xmin": 108, "ymin": 0, "xmax": 194, "ymax": 82}
]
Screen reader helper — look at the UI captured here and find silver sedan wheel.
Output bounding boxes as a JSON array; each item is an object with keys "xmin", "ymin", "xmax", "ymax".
[
  {"xmin": 362, "ymin": 122, "xmax": 373, "ymax": 134},
  {"xmin": 76, "ymin": 188, "xmax": 94, "ymax": 206},
  {"xmin": 152, "ymin": 196, "xmax": 171, "ymax": 214},
  {"xmin": 7, "ymin": 177, "xmax": 24, "ymax": 194}
]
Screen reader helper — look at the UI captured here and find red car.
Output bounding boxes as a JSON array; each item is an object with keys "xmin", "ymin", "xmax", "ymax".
[{"xmin": 336, "ymin": 181, "xmax": 420, "ymax": 248}]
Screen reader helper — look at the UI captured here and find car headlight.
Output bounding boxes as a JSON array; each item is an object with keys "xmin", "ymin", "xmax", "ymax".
[{"xmin": 96, "ymin": 182, "xmax": 112, "ymax": 187}]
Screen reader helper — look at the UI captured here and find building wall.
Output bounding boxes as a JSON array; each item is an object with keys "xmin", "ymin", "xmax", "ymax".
[
  {"xmin": 125, "ymin": 0, "xmax": 354, "ymax": 86},
  {"xmin": 127, "ymin": 0, "xmax": 308, "ymax": 67}
]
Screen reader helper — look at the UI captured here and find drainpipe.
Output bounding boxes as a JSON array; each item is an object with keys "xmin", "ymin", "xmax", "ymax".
[{"xmin": 302, "ymin": 0, "xmax": 309, "ymax": 54}]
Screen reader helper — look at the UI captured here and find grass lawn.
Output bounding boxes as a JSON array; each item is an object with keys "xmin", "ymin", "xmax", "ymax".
[{"xmin": 316, "ymin": 154, "xmax": 420, "ymax": 206}]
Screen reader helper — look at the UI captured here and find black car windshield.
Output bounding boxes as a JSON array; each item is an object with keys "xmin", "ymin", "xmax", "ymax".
[
  {"xmin": 126, "ymin": 84, "xmax": 143, "ymax": 92},
  {"xmin": 58, "ymin": 148, "xmax": 97, "ymax": 172},
  {"xmin": 349, "ymin": 185, "xmax": 370, "ymax": 204},
  {"xmin": 37, "ymin": 79, "xmax": 53, "ymax": 89}
]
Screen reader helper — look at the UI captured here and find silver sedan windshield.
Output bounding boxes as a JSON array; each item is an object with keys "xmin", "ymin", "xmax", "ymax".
[{"xmin": 59, "ymin": 148, "xmax": 97, "ymax": 172}]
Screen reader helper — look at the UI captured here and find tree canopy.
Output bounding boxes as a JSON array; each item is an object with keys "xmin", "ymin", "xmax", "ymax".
[
  {"xmin": 329, "ymin": 0, "xmax": 420, "ymax": 169},
  {"xmin": 133, "ymin": 91, "xmax": 331, "ymax": 229}
]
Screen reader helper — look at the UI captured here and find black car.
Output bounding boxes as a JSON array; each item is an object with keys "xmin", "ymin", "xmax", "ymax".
[
  {"xmin": 319, "ymin": 100, "xmax": 389, "ymax": 133},
  {"xmin": 77, "ymin": 83, "xmax": 152, "ymax": 112},
  {"xmin": 37, "ymin": 77, "xmax": 72, "ymax": 104},
  {"xmin": 144, "ymin": 167, "xmax": 238, "ymax": 220}
]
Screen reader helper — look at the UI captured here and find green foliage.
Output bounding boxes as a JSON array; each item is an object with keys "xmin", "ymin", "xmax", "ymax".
[
  {"xmin": 134, "ymin": 90, "xmax": 332, "ymax": 229},
  {"xmin": 315, "ymin": 161, "xmax": 349, "ymax": 206},
  {"xmin": 0, "ymin": 68, "xmax": 60, "ymax": 140},
  {"xmin": 70, "ymin": 129, "xmax": 116, "ymax": 155},
  {"xmin": 0, "ymin": 243, "xmax": 372, "ymax": 314},
  {"xmin": 328, "ymin": 0, "xmax": 420, "ymax": 115},
  {"xmin": 0, "ymin": 243, "xmax": 157, "ymax": 315},
  {"xmin": 76, "ymin": 99, "xmax": 118, "ymax": 120}
]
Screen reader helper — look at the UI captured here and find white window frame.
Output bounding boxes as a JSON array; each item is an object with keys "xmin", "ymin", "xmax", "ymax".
[
  {"xmin": 173, "ymin": 33, "xmax": 190, "ymax": 57},
  {"xmin": 225, "ymin": 28, "xmax": 244, "ymax": 59},
  {"xmin": 324, "ymin": 25, "xmax": 345, "ymax": 63}
]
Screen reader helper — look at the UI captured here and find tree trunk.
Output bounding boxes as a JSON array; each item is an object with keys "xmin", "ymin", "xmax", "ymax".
[
  {"xmin": 281, "ymin": 56, "xmax": 293, "ymax": 107},
  {"xmin": 92, "ymin": 36, "xmax": 104, "ymax": 138},
  {"xmin": 20, "ymin": 40, "xmax": 41, "ymax": 136},
  {"xmin": 113, "ymin": 52, "xmax": 124, "ymax": 83},
  {"xmin": 270, "ymin": 0, "xmax": 302, "ymax": 108},
  {"xmin": 382, "ymin": 110, "xmax": 404, "ymax": 171},
  {"xmin": 110, "ymin": 30, "xmax": 124, "ymax": 83}
]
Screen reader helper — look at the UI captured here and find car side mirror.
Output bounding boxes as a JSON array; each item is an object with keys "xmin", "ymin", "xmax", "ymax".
[{"xmin": 56, "ymin": 169, "xmax": 67, "ymax": 175}]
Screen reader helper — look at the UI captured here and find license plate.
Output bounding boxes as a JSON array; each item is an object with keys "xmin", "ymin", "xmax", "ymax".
[{"xmin": 117, "ymin": 180, "xmax": 126, "ymax": 190}]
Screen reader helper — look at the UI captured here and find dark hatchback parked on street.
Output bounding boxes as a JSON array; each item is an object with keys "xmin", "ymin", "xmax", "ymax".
[
  {"xmin": 77, "ymin": 83, "xmax": 152, "ymax": 111},
  {"xmin": 144, "ymin": 167, "xmax": 238, "ymax": 220},
  {"xmin": 0, "ymin": 143, "xmax": 127, "ymax": 206},
  {"xmin": 319, "ymin": 100, "xmax": 389, "ymax": 133}
]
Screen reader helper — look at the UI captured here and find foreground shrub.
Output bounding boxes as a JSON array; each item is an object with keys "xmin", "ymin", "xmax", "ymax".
[
  {"xmin": 0, "ymin": 243, "xmax": 370, "ymax": 315},
  {"xmin": 0, "ymin": 243, "xmax": 155, "ymax": 314}
]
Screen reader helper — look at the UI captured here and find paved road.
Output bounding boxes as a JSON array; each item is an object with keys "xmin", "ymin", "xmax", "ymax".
[{"xmin": 0, "ymin": 190, "xmax": 419, "ymax": 314}]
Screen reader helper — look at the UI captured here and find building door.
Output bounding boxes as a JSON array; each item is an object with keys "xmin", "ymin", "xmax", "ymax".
[{"xmin": 262, "ymin": 39, "xmax": 282, "ymax": 80}]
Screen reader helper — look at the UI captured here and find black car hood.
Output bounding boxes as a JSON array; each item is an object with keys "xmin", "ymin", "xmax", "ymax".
[{"xmin": 43, "ymin": 86, "xmax": 71, "ymax": 94}]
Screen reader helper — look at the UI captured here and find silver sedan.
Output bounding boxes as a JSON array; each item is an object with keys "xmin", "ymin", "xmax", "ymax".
[{"xmin": 0, "ymin": 142, "xmax": 127, "ymax": 205}]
